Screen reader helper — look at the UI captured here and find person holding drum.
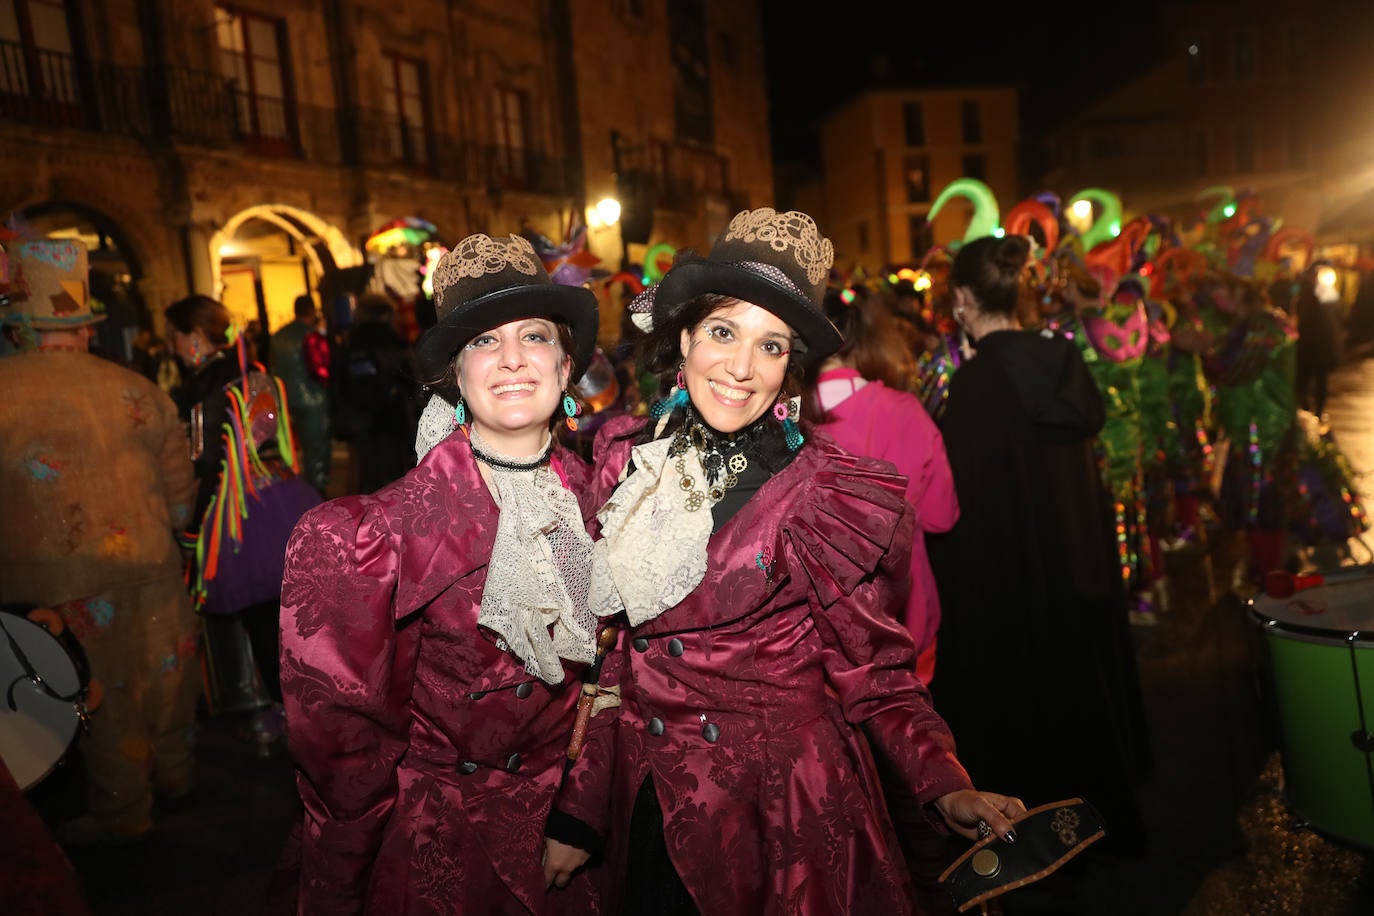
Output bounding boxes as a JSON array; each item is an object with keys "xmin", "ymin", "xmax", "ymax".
[
  {"xmin": 0, "ymin": 238, "xmax": 201, "ymax": 847},
  {"xmin": 275, "ymin": 233, "xmax": 610, "ymax": 914}
]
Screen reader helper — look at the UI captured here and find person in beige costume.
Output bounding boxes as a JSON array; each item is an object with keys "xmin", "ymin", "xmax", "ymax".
[{"xmin": 0, "ymin": 238, "xmax": 200, "ymax": 846}]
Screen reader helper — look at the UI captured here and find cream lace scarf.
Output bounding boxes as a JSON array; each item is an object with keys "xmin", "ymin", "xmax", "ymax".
[
  {"xmin": 589, "ymin": 419, "xmax": 714, "ymax": 626},
  {"xmin": 471, "ymin": 428, "xmax": 596, "ymax": 684},
  {"xmin": 415, "ymin": 393, "xmax": 456, "ymax": 462}
]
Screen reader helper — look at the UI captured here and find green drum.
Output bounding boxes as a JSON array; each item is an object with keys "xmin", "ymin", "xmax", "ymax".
[{"xmin": 1250, "ymin": 579, "xmax": 1374, "ymax": 852}]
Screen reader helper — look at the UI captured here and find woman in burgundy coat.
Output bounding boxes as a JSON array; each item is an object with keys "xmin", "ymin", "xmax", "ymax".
[
  {"xmin": 276, "ymin": 234, "xmax": 610, "ymax": 915},
  {"xmin": 549, "ymin": 210, "xmax": 1025, "ymax": 915}
]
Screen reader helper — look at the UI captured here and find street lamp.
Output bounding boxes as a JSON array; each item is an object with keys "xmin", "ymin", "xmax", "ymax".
[
  {"xmin": 588, "ymin": 197, "xmax": 621, "ymax": 228},
  {"xmin": 1068, "ymin": 198, "xmax": 1094, "ymax": 236}
]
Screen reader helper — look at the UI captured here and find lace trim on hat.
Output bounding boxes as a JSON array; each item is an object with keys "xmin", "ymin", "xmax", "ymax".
[
  {"xmin": 625, "ymin": 260, "xmax": 807, "ymax": 334},
  {"xmin": 431, "ymin": 234, "xmax": 540, "ymax": 291},
  {"xmin": 723, "ymin": 208, "xmax": 835, "ymax": 286},
  {"xmin": 733, "ymin": 261, "xmax": 807, "ymax": 298}
]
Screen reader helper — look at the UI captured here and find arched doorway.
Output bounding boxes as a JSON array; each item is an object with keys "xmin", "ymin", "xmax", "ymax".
[
  {"xmin": 16, "ymin": 201, "xmax": 146, "ymax": 361},
  {"xmin": 208, "ymin": 205, "xmax": 361, "ymax": 350}
]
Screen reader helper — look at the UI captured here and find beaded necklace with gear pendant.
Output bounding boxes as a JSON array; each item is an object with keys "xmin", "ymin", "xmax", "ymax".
[{"xmin": 668, "ymin": 417, "xmax": 750, "ymax": 512}]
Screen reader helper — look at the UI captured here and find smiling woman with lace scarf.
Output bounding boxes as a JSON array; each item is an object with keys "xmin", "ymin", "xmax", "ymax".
[
  {"xmin": 546, "ymin": 209, "xmax": 1026, "ymax": 916},
  {"xmin": 271, "ymin": 233, "xmax": 614, "ymax": 915}
]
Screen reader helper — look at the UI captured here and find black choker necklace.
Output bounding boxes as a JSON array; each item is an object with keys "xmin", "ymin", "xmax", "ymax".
[{"xmin": 470, "ymin": 437, "xmax": 553, "ymax": 472}]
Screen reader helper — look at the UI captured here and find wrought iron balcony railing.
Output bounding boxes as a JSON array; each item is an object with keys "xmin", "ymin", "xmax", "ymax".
[
  {"xmin": 1, "ymin": 39, "xmax": 149, "ymax": 134},
  {"xmin": 3, "ymin": 42, "xmax": 577, "ymax": 198},
  {"xmin": 616, "ymin": 139, "xmax": 741, "ymax": 213},
  {"xmin": 1, "ymin": 39, "xmax": 81, "ymax": 126}
]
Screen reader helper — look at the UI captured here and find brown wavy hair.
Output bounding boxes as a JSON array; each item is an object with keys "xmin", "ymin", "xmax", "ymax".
[{"xmin": 164, "ymin": 294, "xmax": 232, "ymax": 348}]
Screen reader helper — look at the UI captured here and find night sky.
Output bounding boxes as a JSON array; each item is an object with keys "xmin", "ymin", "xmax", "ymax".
[{"xmin": 760, "ymin": 0, "xmax": 1167, "ymax": 170}]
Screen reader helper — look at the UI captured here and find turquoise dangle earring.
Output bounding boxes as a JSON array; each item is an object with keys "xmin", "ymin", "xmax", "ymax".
[
  {"xmin": 776, "ymin": 395, "xmax": 804, "ymax": 451},
  {"xmin": 562, "ymin": 390, "xmax": 581, "ymax": 431},
  {"xmin": 454, "ymin": 394, "xmax": 467, "ymax": 427},
  {"xmin": 651, "ymin": 363, "xmax": 691, "ymax": 418}
]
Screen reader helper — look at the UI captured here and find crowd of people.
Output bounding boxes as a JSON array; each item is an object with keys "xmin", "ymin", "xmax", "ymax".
[{"xmin": 1, "ymin": 189, "xmax": 1370, "ymax": 915}]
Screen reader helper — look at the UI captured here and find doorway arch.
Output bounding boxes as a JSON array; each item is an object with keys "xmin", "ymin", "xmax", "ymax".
[{"xmin": 209, "ymin": 205, "xmax": 361, "ymax": 336}]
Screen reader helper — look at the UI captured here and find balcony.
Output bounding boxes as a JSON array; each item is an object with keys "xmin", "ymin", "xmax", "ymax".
[
  {"xmin": 478, "ymin": 144, "xmax": 571, "ymax": 197},
  {"xmin": 1, "ymin": 39, "xmax": 149, "ymax": 135},
  {"xmin": 353, "ymin": 107, "xmax": 438, "ymax": 177},
  {"xmin": 3, "ymin": 43, "xmax": 575, "ymax": 198},
  {"xmin": 616, "ymin": 140, "xmax": 740, "ymax": 213},
  {"xmin": 165, "ymin": 67, "xmax": 319, "ymax": 159},
  {"xmin": 350, "ymin": 108, "xmax": 571, "ymax": 196}
]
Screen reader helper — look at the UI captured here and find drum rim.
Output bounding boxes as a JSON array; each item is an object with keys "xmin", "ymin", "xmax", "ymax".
[
  {"xmin": 1247, "ymin": 603, "xmax": 1374, "ymax": 645},
  {"xmin": 0, "ymin": 611, "xmax": 87, "ymax": 790},
  {"xmin": 0, "ymin": 695, "xmax": 81, "ymax": 790}
]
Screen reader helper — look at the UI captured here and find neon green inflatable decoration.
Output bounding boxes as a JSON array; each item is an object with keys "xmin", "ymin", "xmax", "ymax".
[
  {"xmin": 643, "ymin": 243, "xmax": 676, "ymax": 283},
  {"xmin": 1068, "ymin": 188, "xmax": 1123, "ymax": 251},
  {"xmin": 1197, "ymin": 185, "xmax": 1236, "ymax": 225},
  {"xmin": 927, "ymin": 178, "xmax": 1001, "ymax": 244}
]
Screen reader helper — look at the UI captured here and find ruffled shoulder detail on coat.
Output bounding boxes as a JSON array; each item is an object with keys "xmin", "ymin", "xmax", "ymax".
[{"xmin": 783, "ymin": 433, "xmax": 912, "ymax": 608}]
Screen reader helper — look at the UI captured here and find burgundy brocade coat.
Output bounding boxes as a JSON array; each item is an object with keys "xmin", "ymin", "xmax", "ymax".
[
  {"xmin": 277, "ymin": 433, "xmax": 608, "ymax": 915},
  {"xmin": 559, "ymin": 417, "xmax": 974, "ymax": 915}
]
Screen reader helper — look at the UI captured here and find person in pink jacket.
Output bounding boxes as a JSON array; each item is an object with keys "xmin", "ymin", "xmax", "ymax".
[{"xmin": 805, "ymin": 282, "xmax": 958, "ymax": 686}]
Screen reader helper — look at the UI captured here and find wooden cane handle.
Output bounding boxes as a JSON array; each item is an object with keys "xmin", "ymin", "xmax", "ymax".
[{"xmin": 565, "ymin": 685, "xmax": 598, "ymax": 761}]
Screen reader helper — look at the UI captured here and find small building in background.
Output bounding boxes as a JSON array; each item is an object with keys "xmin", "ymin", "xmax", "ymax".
[{"xmin": 809, "ymin": 86, "xmax": 1020, "ymax": 271}]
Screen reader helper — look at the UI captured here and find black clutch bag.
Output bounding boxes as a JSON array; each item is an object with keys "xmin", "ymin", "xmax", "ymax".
[{"xmin": 938, "ymin": 797, "xmax": 1106, "ymax": 913}]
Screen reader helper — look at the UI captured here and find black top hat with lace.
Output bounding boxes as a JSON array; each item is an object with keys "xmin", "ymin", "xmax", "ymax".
[
  {"xmin": 629, "ymin": 208, "xmax": 842, "ymax": 368},
  {"xmin": 414, "ymin": 233, "xmax": 598, "ymax": 387}
]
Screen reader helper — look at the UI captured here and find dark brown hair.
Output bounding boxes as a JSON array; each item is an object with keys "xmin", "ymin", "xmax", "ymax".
[
  {"xmin": 813, "ymin": 286, "xmax": 913, "ymax": 386},
  {"xmin": 631, "ymin": 293, "xmax": 807, "ymax": 468},
  {"xmin": 164, "ymin": 294, "xmax": 232, "ymax": 348},
  {"xmin": 799, "ymin": 285, "xmax": 919, "ymax": 424},
  {"xmin": 949, "ymin": 235, "xmax": 1032, "ymax": 316}
]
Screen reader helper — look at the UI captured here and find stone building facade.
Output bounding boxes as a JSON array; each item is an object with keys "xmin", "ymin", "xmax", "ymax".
[
  {"xmin": 814, "ymin": 87, "xmax": 1020, "ymax": 271},
  {"xmin": 1, "ymin": 0, "xmax": 772, "ymax": 348}
]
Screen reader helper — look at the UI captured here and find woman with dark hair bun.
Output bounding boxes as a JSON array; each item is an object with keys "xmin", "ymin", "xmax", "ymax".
[
  {"xmin": 947, "ymin": 235, "xmax": 1032, "ymax": 320},
  {"xmin": 928, "ymin": 235, "xmax": 1154, "ymax": 861}
]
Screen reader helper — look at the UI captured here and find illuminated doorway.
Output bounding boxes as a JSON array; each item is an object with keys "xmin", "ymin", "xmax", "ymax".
[{"xmin": 209, "ymin": 205, "xmax": 361, "ymax": 348}]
